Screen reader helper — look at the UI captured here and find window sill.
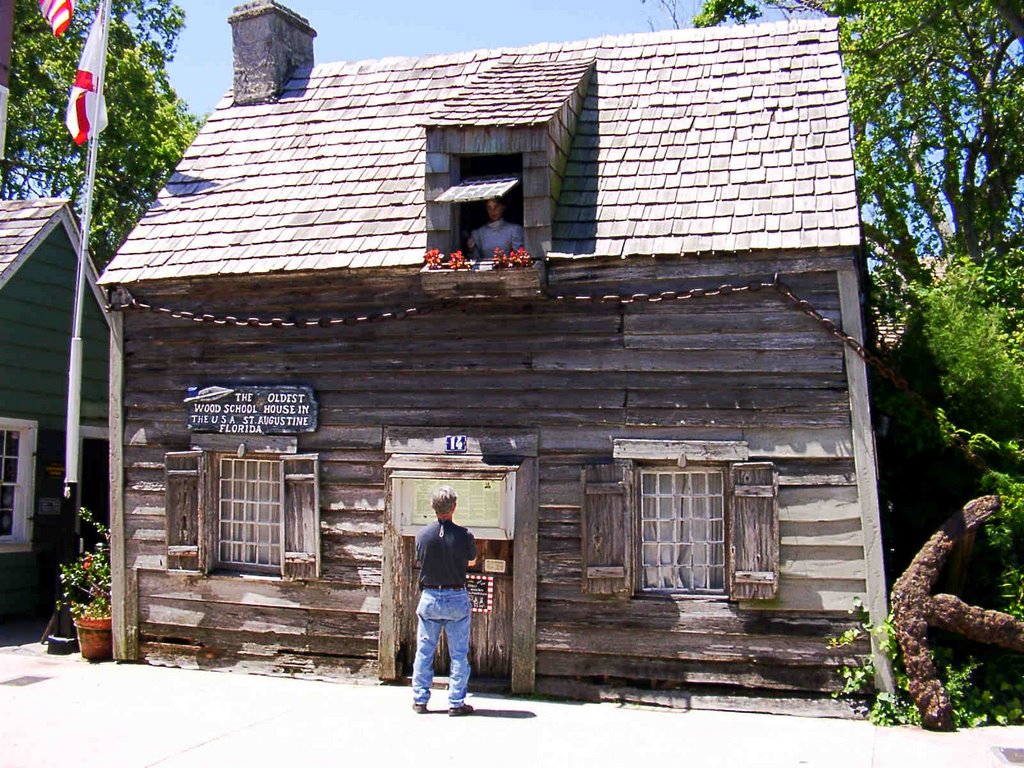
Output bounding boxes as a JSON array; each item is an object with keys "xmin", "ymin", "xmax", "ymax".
[
  {"xmin": 634, "ymin": 591, "xmax": 729, "ymax": 602},
  {"xmin": 161, "ymin": 567, "xmax": 283, "ymax": 582},
  {"xmin": 207, "ymin": 568, "xmax": 282, "ymax": 581},
  {"xmin": 0, "ymin": 542, "xmax": 33, "ymax": 554}
]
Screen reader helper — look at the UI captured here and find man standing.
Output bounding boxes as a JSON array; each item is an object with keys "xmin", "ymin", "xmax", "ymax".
[{"xmin": 412, "ymin": 485, "xmax": 477, "ymax": 716}]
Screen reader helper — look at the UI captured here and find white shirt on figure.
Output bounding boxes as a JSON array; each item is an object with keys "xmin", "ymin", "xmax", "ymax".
[{"xmin": 471, "ymin": 219, "xmax": 524, "ymax": 258}]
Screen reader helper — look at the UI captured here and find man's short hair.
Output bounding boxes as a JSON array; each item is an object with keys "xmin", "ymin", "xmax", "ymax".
[{"xmin": 431, "ymin": 485, "xmax": 458, "ymax": 516}]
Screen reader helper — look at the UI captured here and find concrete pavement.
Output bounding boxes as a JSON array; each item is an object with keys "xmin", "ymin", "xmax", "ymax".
[{"xmin": 1, "ymin": 619, "xmax": 1022, "ymax": 768}]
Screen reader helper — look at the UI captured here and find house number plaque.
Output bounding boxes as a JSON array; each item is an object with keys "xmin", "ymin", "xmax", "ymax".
[
  {"xmin": 445, "ymin": 435, "xmax": 467, "ymax": 453},
  {"xmin": 185, "ymin": 385, "xmax": 318, "ymax": 435}
]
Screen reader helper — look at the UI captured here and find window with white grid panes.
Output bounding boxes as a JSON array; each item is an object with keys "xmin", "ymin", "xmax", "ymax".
[
  {"xmin": 217, "ymin": 457, "xmax": 282, "ymax": 571},
  {"xmin": 0, "ymin": 429, "xmax": 21, "ymax": 538},
  {"xmin": 640, "ymin": 469, "xmax": 726, "ymax": 594}
]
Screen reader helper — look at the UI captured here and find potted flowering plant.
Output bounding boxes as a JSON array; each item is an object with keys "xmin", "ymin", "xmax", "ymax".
[{"xmin": 58, "ymin": 508, "xmax": 112, "ymax": 660}]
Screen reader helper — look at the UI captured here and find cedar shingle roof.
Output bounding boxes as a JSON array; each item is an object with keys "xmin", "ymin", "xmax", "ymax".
[
  {"xmin": 100, "ymin": 18, "xmax": 859, "ymax": 286},
  {"xmin": 430, "ymin": 55, "xmax": 596, "ymax": 126},
  {"xmin": 0, "ymin": 198, "xmax": 69, "ymax": 273},
  {"xmin": 0, "ymin": 198, "xmax": 81, "ymax": 290}
]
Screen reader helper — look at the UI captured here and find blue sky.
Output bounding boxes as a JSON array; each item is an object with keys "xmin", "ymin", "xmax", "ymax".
[{"xmin": 167, "ymin": 0, "xmax": 704, "ymax": 115}]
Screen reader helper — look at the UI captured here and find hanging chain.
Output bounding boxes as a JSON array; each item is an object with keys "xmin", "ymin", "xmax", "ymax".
[
  {"xmin": 111, "ymin": 273, "xmax": 980, "ymax": 467},
  {"xmin": 771, "ymin": 275, "xmax": 985, "ymax": 470},
  {"xmin": 109, "ymin": 292, "xmax": 452, "ymax": 328},
  {"xmin": 109, "ymin": 278, "xmax": 780, "ymax": 326}
]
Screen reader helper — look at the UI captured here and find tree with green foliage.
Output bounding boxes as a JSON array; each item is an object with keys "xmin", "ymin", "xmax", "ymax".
[
  {"xmin": 2, "ymin": 0, "xmax": 200, "ymax": 267},
  {"xmin": 660, "ymin": 0, "xmax": 1024, "ymax": 726},
  {"xmin": 668, "ymin": 1, "xmax": 1024, "ymax": 284}
]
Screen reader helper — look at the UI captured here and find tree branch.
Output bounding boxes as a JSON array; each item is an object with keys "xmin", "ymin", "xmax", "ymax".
[
  {"xmin": 851, "ymin": 9, "xmax": 943, "ymax": 58},
  {"xmin": 992, "ymin": 0, "xmax": 1024, "ymax": 47}
]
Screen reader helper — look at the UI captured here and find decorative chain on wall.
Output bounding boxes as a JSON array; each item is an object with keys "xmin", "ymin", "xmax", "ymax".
[
  {"xmin": 109, "ymin": 278, "xmax": 782, "ymax": 326},
  {"xmin": 110, "ymin": 274, "xmax": 977, "ymax": 466},
  {"xmin": 770, "ymin": 278, "xmax": 985, "ymax": 469}
]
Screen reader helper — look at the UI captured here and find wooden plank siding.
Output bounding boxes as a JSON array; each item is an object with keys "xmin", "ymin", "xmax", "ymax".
[
  {"xmin": 0, "ymin": 224, "xmax": 108, "ymax": 430},
  {"xmin": 119, "ymin": 256, "xmax": 872, "ymax": 695}
]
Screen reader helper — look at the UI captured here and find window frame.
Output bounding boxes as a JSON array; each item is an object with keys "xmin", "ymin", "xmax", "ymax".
[
  {"xmin": 587, "ymin": 440, "xmax": 778, "ymax": 602},
  {"xmin": 0, "ymin": 417, "xmax": 37, "ymax": 549},
  {"xmin": 164, "ymin": 449, "xmax": 320, "ymax": 580},
  {"xmin": 211, "ymin": 453, "xmax": 285, "ymax": 576},
  {"xmin": 633, "ymin": 462, "xmax": 732, "ymax": 597}
]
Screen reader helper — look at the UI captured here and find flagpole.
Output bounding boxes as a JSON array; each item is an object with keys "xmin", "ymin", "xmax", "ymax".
[{"xmin": 64, "ymin": 0, "xmax": 112, "ymax": 497}]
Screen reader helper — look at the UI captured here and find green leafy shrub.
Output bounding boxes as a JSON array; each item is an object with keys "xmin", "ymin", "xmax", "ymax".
[{"xmin": 917, "ymin": 258, "xmax": 1024, "ymax": 439}]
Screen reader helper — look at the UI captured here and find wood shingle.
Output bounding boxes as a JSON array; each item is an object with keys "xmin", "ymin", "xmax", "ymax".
[{"xmin": 101, "ymin": 18, "xmax": 859, "ymax": 286}]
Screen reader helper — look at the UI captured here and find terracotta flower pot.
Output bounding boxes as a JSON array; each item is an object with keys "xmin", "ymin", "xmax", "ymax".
[{"xmin": 75, "ymin": 616, "xmax": 112, "ymax": 661}]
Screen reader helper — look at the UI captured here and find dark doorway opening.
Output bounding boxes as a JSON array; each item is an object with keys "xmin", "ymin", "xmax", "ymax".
[
  {"xmin": 79, "ymin": 438, "xmax": 109, "ymax": 552},
  {"xmin": 457, "ymin": 154, "xmax": 523, "ymax": 253}
]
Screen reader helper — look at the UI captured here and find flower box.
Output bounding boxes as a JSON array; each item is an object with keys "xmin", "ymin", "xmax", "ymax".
[
  {"xmin": 420, "ymin": 248, "xmax": 545, "ymax": 298},
  {"xmin": 419, "ymin": 259, "xmax": 545, "ymax": 298}
]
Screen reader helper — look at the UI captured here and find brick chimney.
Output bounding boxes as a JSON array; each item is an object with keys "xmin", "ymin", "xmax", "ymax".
[{"xmin": 228, "ymin": 0, "xmax": 316, "ymax": 106}]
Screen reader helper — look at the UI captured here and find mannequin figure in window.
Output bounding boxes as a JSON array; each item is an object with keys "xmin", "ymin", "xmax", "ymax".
[
  {"xmin": 467, "ymin": 197, "xmax": 524, "ymax": 259},
  {"xmin": 411, "ymin": 485, "xmax": 478, "ymax": 716}
]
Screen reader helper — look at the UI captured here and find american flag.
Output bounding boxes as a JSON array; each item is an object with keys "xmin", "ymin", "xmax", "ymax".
[{"xmin": 39, "ymin": 0, "xmax": 74, "ymax": 37}]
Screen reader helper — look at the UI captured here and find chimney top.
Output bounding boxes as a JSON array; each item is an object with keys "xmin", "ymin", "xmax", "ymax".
[{"xmin": 229, "ymin": 1, "xmax": 316, "ymax": 106}]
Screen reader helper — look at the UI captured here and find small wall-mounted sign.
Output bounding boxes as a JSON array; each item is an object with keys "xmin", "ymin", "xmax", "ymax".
[
  {"xmin": 37, "ymin": 497, "xmax": 61, "ymax": 516},
  {"xmin": 483, "ymin": 558, "xmax": 506, "ymax": 574},
  {"xmin": 185, "ymin": 385, "xmax": 318, "ymax": 435},
  {"xmin": 467, "ymin": 574, "xmax": 494, "ymax": 614},
  {"xmin": 445, "ymin": 435, "xmax": 467, "ymax": 453}
]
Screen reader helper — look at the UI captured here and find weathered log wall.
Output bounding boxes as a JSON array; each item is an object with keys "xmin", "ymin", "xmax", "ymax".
[{"xmin": 118, "ymin": 251, "xmax": 872, "ymax": 693}]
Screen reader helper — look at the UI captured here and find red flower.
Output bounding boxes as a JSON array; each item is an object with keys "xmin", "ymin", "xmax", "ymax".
[
  {"xmin": 424, "ymin": 248, "xmax": 444, "ymax": 270},
  {"xmin": 492, "ymin": 247, "xmax": 531, "ymax": 269}
]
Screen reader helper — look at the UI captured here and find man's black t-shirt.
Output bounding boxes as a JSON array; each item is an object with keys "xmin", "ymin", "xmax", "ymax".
[{"xmin": 415, "ymin": 519, "xmax": 477, "ymax": 587}]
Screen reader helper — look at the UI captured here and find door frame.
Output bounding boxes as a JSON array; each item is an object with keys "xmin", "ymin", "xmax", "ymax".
[{"xmin": 378, "ymin": 428, "xmax": 538, "ymax": 693}]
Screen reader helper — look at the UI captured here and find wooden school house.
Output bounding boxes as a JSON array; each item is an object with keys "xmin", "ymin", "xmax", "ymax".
[{"xmin": 99, "ymin": 0, "xmax": 890, "ymax": 710}]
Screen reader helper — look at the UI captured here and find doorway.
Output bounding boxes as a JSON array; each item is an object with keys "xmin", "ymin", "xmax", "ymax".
[
  {"xmin": 397, "ymin": 536, "xmax": 514, "ymax": 682},
  {"xmin": 377, "ymin": 433, "xmax": 539, "ymax": 694}
]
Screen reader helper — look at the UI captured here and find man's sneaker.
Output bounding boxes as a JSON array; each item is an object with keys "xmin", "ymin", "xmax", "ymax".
[
  {"xmin": 448, "ymin": 703, "xmax": 474, "ymax": 717},
  {"xmin": 412, "ymin": 702, "xmax": 429, "ymax": 714}
]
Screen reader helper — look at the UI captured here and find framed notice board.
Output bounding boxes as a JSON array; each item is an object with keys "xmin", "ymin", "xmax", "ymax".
[{"xmin": 392, "ymin": 473, "xmax": 516, "ymax": 539}]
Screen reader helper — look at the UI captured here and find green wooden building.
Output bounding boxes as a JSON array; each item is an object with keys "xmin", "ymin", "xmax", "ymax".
[{"xmin": 0, "ymin": 198, "xmax": 110, "ymax": 619}]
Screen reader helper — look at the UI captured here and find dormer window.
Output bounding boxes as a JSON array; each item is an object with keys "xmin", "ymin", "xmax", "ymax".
[
  {"xmin": 435, "ymin": 154, "xmax": 524, "ymax": 256},
  {"xmin": 422, "ymin": 55, "xmax": 596, "ymax": 264}
]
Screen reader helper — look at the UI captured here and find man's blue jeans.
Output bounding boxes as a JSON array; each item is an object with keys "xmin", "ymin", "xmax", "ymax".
[{"xmin": 412, "ymin": 588, "xmax": 472, "ymax": 708}]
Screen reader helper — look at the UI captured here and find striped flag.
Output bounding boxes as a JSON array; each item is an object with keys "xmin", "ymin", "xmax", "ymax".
[
  {"xmin": 65, "ymin": 11, "xmax": 107, "ymax": 145},
  {"xmin": 39, "ymin": 0, "xmax": 74, "ymax": 37}
]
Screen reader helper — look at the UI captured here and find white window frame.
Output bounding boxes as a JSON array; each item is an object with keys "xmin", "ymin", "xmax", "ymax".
[
  {"xmin": 391, "ymin": 471, "xmax": 516, "ymax": 540},
  {"xmin": 638, "ymin": 466, "xmax": 728, "ymax": 595},
  {"xmin": 0, "ymin": 417, "xmax": 37, "ymax": 551},
  {"xmin": 213, "ymin": 454, "xmax": 284, "ymax": 575}
]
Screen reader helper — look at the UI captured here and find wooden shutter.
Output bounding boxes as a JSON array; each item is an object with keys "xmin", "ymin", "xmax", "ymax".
[
  {"xmin": 165, "ymin": 450, "xmax": 203, "ymax": 571},
  {"xmin": 728, "ymin": 462, "xmax": 779, "ymax": 600},
  {"xmin": 282, "ymin": 454, "xmax": 320, "ymax": 580},
  {"xmin": 580, "ymin": 463, "xmax": 633, "ymax": 595}
]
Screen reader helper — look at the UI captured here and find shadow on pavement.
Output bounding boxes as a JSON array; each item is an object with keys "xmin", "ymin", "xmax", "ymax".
[
  {"xmin": 471, "ymin": 708, "xmax": 536, "ymax": 719},
  {"xmin": 0, "ymin": 617, "xmax": 49, "ymax": 649},
  {"xmin": 415, "ymin": 707, "xmax": 536, "ymax": 718}
]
